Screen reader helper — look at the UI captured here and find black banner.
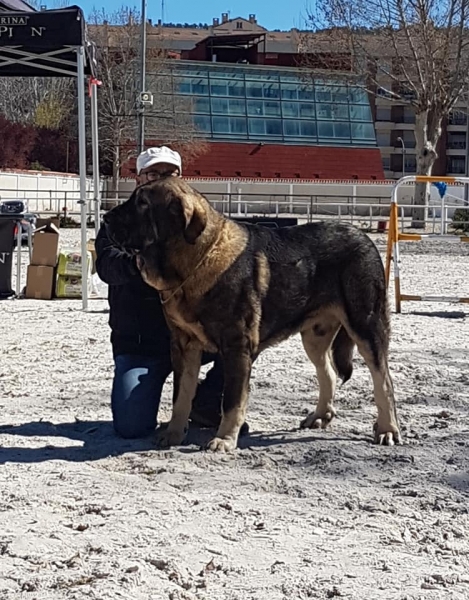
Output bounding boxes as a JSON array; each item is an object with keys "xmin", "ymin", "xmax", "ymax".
[
  {"xmin": 0, "ymin": 7, "xmax": 85, "ymax": 48},
  {"xmin": 0, "ymin": 6, "xmax": 94, "ymax": 77},
  {"xmin": 0, "ymin": 218, "xmax": 16, "ymax": 299}
]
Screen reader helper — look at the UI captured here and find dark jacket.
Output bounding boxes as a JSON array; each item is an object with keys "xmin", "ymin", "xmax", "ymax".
[{"xmin": 95, "ymin": 223, "xmax": 171, "ymax": 358}]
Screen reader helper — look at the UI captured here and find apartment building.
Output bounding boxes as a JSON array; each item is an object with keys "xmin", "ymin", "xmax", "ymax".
[
  {"xmin": 113, "ymin": 13, "xmax": 467, "ymax": 179},
  {"xmin": 372, "ymin": 95, "xmax": 468, "ymax": 179}
]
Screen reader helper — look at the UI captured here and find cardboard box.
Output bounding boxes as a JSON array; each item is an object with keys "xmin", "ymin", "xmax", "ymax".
[
  {"xmin": 25, "ymin": 265, "xmax": 55, "ymax": 300},
  {"xmin": 36, "ymin": 216, "xmax": 61, "ymax": 230},
  {"xmin": 56, "ymin": 274, "xmax": 86, "ymax": 298},
  {"xmin": 31, "ymin": 223, "xmax": 60, "ymax": 267},
  {"xmin": 57, "ymin": 249, "xmax": 92, "ymax": 277}
]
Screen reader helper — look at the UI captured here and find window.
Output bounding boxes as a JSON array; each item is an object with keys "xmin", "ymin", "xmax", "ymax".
[
  {"xmin": 247, "ymin": 118, "xmax": 282, "ymax": 137},
  {"xmin": 236, "ymin": 21, "xmax": 243, "ymax": 29},
  {"xmin": 263, "ymin": 84, "xmax": 280, "ymax": 99},
  {"xmin": 349, "ymin": 104, "xmax": 371, "ymax": 121},
  {"xmin": 318, "ymin": 121, "xmax": 334, "ymax": 139},
  {"xmin": 212, "ymin": 116, "xmax": 247, "ymax": 135},
  {"xmin": 283, "ymin": 120, "xmax": 300, "ymax": 136},
  {"xmin": 376, "ymin": 106, "xmax": 391, "ymax": 121},
  {"xmin": 402, "ymin": 105, "xmax": 415, "ymax": 124},
  {"xmin": 349, "ymin": 88, "xmax": 368, "ymax": 103},
  {"xmin": 447, "ymin": 133, "xmax": 466, "ymax": 150},
  {"xmin": 168, "ymin": 62, "xmax": 377, "ymax": 145},
  {"xmin": 331, "ymin": 104, "xmax": 349, "ymax": 120},
  {"xmin": 447, "ymin": 156, "xmax": 466, "ymax": 174},
  {"xmin": 382, "ymin": 156, "xmax": 391, "ymax": 170},
  {"xmin": 448, "ymin": 111, "xmax": 467, "ymax": 126},
  {"xmin": 351, "ymin": 122, "xmax": 375, "ymax": 140},
  {"xmin": 228, "ymin": 80, "xmax": 245, "ymax": 97},
  {"xmin": 193, "ymin": 96, "xmax": 210, "ymax": 114},
  {"xmin": 300, "ymin": 121, "xmax": 317, "ymax": 137},
  {"xmin": 248, "ymin": 119, "xmax": 265, "ymax": 135},
  {"xmin": 298, "ymin": 86, "xmax": 314, "ymax": 100},
  {"xmin": 247, "ymin": 100, "xmax": 263, "ymax": 116},
  {"xmin": 316, "ymin": 104, "xmax": 332, "ymax": 119},
  {"xmin": 376, "ymin": 131, "xmax": 390, "ymax": 146},
  {"xmin": 194, "ymin": 115, "xmax": 211, "ymax": 132},
  {"xmin": 265, "ymin": 119, "xmax": 282, "ymax": 135},
  {"xmin": 333, "ymin": 122, "xmax": 351, "ymax": 139},
  {"xmin": 331, "ymin": 86, "xmax": 349, "ymax": 103},
  {"xmin": 246, "ymin": 82, "xmax": 263, "ymax": 98},
  {"xmin": 315, "ymin": 87, "xmax": 331, "ymax": 102},
  {"xmin": 178, "ymin": 78, "xmax": 192, "ymax": 94},
  {"xmin": 210, "ymin": 79, "xmax": 228, "ymax": 96},
  {"xmin": 404, "ymin": 155, "xmax": 417, "ymax": 172},
  {"xmin": 246, "ymin": 100, "xmax": 280, "ymax": 116},
  {"xmin": 191, "ymin": 78, "xmax": 209, "ymax": 95},
  {"xmin": 282, "ymin": 102, "xmax": 299, "ymax": 118},
  {"xmin": 281, "ymin": 84, "xmax": 298, "ymax": 100},
  {"xmin": 211, "ymin": 98, "xmax": 245, "ymax": 115},
  {"xmin": 299, "ymin": 103, "xmax": 315, "ymax": 118},
  {"xmin": 212, "ymin": 98, "xmax": 229, "ymax": 114}
]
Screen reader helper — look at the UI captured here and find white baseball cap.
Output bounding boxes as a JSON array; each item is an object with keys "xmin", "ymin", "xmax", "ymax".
[{"xmin": 136, "ymin": 146, "xmax": 182, "ymax": 175}]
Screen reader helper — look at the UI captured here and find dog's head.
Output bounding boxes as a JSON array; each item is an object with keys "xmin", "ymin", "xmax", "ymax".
[{"xmin": 103, "ymin": 178, "xmax": 208, "ymax": 253}]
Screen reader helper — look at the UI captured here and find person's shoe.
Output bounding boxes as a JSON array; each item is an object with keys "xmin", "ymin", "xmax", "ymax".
[{"xmin": 190, "ymin": 384, "xmax": 250, "ymax": 437}]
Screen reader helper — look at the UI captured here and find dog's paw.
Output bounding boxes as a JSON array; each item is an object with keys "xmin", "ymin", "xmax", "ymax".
[
  {"xmin": 204, "ymin": 437, "xmax": 237, "ymax": 453},
  {"xmin": 373, "ymin": 422, "xmax": 402, "ymax": 446},
  {"xmin": 157, "ymin": 428, "xmax": 186, "ymax": 448},
  {"xmin": 300, "ymin": 407, "xmax": 337, "ymax": 430}
]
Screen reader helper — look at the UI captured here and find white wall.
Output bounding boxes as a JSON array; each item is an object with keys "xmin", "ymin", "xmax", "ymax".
[{"xmin": 0, "ymin": 170, "xmax": 98, "ymax": 216}]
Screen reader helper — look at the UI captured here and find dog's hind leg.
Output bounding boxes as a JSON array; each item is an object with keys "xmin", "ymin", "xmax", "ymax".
[
  {"xmin": 158, "ymin": 334, "xmax": 202, "ymax": 448},
  {"xmin": 300, "ymin": 318, "xmax": 341, "ymax": 430},
  {"xmin": 342, "ymin": 312, "xmax": 401, "ymax": 446},
  {"xmin": 205, "ymin": 344, "xmax": 252, "ymax": 453}
]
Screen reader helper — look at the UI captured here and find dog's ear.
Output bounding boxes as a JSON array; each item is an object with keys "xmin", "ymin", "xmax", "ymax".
[{"xmin": 181, "ymin": 193, "xmax": 207, "ymax": 245}]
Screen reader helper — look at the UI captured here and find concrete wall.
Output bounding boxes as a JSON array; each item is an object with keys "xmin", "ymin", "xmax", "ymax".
[{"xmin": 0, "ymin": 170, "xmax": 98, "ymax": 216}]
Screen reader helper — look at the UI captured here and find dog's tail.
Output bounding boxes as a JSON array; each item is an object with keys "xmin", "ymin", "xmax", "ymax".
[{"xmin": 332, "ymin": 326, "xmax": 354, "ymax": 384}]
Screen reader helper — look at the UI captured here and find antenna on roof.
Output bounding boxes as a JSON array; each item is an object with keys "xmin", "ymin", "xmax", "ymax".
[{"xmin": 161, "ymin": 0, "xmax": 165, "ymax": 24}]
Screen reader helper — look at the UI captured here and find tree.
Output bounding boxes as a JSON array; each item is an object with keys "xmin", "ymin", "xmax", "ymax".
[
  {"xmin": 88, "ymin": 6, "xmax": 208, "ymax": 193},
  {"xmin": 0, "ymin": 115, "xmax": 36, "ymax": 169},
  {"xmin": 304, "ymin": 0, "xmax": 469, "ymax": 227},
  {"xmin": 87, "ymin": 7, "xmax": 143, "ymax": 194}
]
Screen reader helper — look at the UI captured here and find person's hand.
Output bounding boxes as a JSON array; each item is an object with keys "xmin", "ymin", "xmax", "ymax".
[{"xmin": 135, "ymin": 254, "xmax": 144, "ymax": 271}]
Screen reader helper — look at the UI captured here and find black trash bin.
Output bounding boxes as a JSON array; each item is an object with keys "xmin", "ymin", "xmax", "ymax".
[{"xmin": 0, "ymin": 216, "xmax": 19, "ymax": 299}]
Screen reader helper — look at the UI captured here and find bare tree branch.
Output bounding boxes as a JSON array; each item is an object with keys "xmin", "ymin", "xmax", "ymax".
[{"xmin": 302, "ymin": 0, "xmax": 469, "ymax": 226}]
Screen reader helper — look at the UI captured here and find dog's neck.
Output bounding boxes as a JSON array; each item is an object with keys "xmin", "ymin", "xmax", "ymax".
[{"xmin": 158, "ymin": 207, "xmax": 227, "ymax": 302}]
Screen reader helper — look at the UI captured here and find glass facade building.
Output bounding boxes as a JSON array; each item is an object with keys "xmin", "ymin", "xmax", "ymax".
[{"xmin": 159, "ymin": 61, "xmax": 377, "ymax": 146}]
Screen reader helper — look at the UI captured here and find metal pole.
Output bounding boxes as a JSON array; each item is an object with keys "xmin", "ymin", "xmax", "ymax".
[
  {"xmin": 137, "ymin": 0, "xmax": 147, "ymax": 153},
  {"xmin": 465, "ymin": 107, "xmax": 469, "ymax": 205},
  {"xmin": 91, "ymin": 81, "xmax": 101, "ymax": 238},
  {"xmin": 77, "ymin": 47, "xmax": 89, "ymax": 311},
  {"xmin": 16, "ymin": 219, "xmax": 21, "ymax": 296},
  {"xmin": 397, "ymin": 136, "xmax": 405, "ymax": 178}
]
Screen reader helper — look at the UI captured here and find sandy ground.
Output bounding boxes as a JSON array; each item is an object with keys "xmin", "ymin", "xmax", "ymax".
[{"xmin": 1, "ymin": 229, "xmax": 469, "ymax": 600}]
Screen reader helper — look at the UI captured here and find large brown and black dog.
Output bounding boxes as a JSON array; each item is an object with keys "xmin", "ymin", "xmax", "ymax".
[{"xmin": 103, "ymin": 177, "xmax": 401, "ymax": 452}]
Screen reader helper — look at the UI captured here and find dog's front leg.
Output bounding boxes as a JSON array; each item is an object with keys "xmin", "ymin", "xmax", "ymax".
[
  {"xmin": 158, "ymin": 333, "xmax": 202, "ymax": 448},
  {"xmin": 206, "ymin": 345, "xmax": 252, "ymax": 453}
]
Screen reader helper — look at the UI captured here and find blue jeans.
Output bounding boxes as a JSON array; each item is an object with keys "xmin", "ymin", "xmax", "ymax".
[{"xmin": 111, "ymin": 353, "xmax": 222, "ymax": 439}]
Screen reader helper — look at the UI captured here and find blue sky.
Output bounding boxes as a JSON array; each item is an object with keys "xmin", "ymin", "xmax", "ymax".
[{"xmin": 74, "ymin": 0, "xmax": 312, "ymax": 31}]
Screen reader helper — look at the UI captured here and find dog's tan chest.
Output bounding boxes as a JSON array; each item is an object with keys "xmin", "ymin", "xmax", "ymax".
[{"xmin": 163, "ymin": 299, "xmax": 217, "ymax": 353}]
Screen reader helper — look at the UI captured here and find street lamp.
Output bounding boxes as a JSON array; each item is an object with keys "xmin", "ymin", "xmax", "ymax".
[{"xmin": 397, "ymin": 136, "xmax": 406, "ymax": 178}]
